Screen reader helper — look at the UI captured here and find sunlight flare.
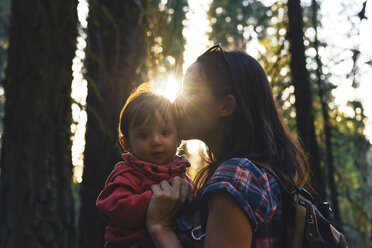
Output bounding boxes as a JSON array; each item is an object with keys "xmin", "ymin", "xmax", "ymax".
[{"xmin": 152, "ymin": 74, "xmax": 182, "ymax": 102}]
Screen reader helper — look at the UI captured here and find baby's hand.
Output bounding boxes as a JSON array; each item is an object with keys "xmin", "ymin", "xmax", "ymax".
[
  {"xmin": 146, "ymin": 177, "xmax": 190, "ymax": 231},
  {"xmin": 169, "ymin": 176, "xmax": 191, "ymax": 200}
]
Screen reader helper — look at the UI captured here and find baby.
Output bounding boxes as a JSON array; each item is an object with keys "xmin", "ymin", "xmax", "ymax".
[{"xmin": 96, "ymin": 83, "xmax": 191, "ymax": 248}]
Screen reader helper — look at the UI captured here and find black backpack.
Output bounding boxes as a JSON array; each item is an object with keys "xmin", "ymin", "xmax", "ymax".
[{"xmin": 254, "ymin": 161, "xmax": 348, "ymax": 248}]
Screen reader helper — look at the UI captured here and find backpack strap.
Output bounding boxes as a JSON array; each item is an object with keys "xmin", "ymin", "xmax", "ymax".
[
  {"xmin": 292, "ymin": 193, "xmax": 308, "ymax": 248},
  {"xmin": 192, "ymin": 209, "xmax": 204, "ymax": 248}
]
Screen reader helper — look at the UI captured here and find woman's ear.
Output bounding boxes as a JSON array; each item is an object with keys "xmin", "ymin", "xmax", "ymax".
[{"xmin": 220, "ymin": 94, "xmax": 237, "ymax": 117}]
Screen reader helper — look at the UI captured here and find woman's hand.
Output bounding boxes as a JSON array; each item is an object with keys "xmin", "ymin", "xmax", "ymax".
[{"xmin": 146, "ymin": 176, "xmax": 191, "ymax": 230}]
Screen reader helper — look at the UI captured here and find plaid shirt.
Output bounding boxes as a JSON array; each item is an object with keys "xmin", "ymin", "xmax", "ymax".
[{"xmin": 174, "ymin": 158, "xmax": 283, "ymax": 248}]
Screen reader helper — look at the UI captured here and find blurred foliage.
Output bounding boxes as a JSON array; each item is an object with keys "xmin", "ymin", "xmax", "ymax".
[
  {"xmin": 331, "ymin": 102, "xmax": 371, "ymax": 247},
  {"xmin": 208, "ymin": 0, "xmax": 270, "ymax": 49},
  {"xmin": 144, "ymin": 0, "xmax": 188, "ymax": 81}
]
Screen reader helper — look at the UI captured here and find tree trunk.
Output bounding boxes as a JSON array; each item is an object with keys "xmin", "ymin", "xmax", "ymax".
[
  {"xmin": 0, "ymin": 0, "xmax": 78, "ymax": 247},
  {"xmin": 79, "ymin": 1, "xmax": 146, "ymax": 248},
  {"xmin": 311, "ymin": 0, "xmax": 342, "ymax": 228},
  {"xmin": 287, "ymin": 0, "xmax": 325, "ymax": 200}
]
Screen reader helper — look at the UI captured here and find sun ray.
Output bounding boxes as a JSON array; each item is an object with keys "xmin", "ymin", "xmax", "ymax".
[{"xmin": 152, "ymin": 74, "xmax": 182, "ymax": 102}]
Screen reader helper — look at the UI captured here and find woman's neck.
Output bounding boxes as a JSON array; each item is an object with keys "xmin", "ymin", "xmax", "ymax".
[{"xmin": 203, "ymin": 125, "xmax": 224, "ymax": 158}]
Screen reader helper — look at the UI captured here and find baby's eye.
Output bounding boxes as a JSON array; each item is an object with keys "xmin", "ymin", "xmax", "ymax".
[
  {"xmin": 161, "ymin": 129, "xmax": 171, "ymax": 136},
  {"xmin": 138, "ymin": 132, "xmax": 148, "ymax": 139}
]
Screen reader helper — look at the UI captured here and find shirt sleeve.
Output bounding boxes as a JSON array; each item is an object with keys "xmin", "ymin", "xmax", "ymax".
[
  {"xmin": 200, "ymin": 158, "xmax": 279, "ymax": 232},
  {"xmin": 96, "ymin": 172, "xmax": 152, "ymax": 230}
]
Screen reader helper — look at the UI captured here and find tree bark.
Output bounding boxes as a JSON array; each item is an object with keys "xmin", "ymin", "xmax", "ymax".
[
  {"xmin": 79, "ymin": 1, "xmax": 146, "ymax": 247},
  {"xmin": 0, "ymin": 0, "xmax": 78, "ymax": 247},
  {"xmin": 287, "ymin": 0, "xmax": 325, "ymax": 200}
]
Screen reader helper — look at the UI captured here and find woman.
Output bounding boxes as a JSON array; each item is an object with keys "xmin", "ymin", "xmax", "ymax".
[{"xmin": 145, "ymin": 44, "xmax": 310, "ymax": 248}]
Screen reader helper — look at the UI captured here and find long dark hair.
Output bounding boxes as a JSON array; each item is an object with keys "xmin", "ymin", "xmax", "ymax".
[{"xmin": 191, "ymin": 50, "xmax": 309, "ymax": 193}]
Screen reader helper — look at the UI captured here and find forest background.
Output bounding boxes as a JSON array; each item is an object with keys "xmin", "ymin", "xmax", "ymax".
[{"xmin": 0, "ymin": 0, "xmax": 371, "ymax": 247}]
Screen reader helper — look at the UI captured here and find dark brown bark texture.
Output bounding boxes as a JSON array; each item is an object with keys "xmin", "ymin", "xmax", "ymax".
[
  {"xmin": 0, "ymin": 0, "xmax": 78, "ymax": 247},
  {"xmin": 287, "ymin": 0, "xmax": 326, "ymax": 200},
  {"xmin": 79, "ymin": 1, "xmax": 146, "ymax": 248}
]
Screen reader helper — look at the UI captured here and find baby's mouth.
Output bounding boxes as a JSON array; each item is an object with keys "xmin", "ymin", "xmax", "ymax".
[{"xmin": 152, "ymin": 151, "xmax": 164, "ymax": 156}]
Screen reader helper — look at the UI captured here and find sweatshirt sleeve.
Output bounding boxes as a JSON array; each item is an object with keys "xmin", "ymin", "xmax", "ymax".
[{"xmin": 96, "ymin": 172, "xmax": 152, "ymax": 229}]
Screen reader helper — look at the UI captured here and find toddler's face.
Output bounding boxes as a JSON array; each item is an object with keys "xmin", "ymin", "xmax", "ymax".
[{"xmin": 128, "ymin": 112, "xmax": 179, "ymax": 164}]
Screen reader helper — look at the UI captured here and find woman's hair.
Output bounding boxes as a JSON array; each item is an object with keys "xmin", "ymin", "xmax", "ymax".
[
  {"xmin": 191, "ymin": 50, "xmax": 309, "ymax": 193},
  {"xmin": 118, "ymin": 83, "xmax": 176, "ymax": 151}
]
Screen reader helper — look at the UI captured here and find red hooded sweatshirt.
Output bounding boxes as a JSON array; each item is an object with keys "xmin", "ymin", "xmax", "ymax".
[{"xmin": 96, "ymin": 153, "xmax": 191, "ymax": 247}]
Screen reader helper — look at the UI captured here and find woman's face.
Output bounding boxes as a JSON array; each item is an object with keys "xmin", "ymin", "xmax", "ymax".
[{"xmin": 176, "ymin": 63, "xmax": 225, "ymax": 143}]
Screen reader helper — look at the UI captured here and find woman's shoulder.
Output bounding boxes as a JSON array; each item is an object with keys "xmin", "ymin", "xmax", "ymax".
[
  {"xmin": 202, "ymin": 157, "xmax": 282, "ymax": 232},
  {"xmin": 204, "ymin": 157, "xmax": 281, "ymax": 205},
  {"xmin": 210, "ymin": 157, "xmax": 279, "ymax": 189}
]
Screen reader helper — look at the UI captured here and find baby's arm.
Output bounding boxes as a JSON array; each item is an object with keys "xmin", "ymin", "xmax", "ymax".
[{"xmin": 96, "ymin": 174, "xmax": 152, "ymax": 229}]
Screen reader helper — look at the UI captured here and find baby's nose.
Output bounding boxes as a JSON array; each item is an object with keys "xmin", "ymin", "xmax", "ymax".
[{"xmin": 151, "ymin": 134, "xmax": 161, "ymax": 145}]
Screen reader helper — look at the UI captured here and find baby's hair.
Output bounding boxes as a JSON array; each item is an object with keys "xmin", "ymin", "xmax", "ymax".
[{"xmin": 118, "ymin": 82, "xmax": 176, "ymax": 151}]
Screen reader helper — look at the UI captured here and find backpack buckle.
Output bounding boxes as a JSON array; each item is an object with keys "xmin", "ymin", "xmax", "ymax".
[{"xmin": 191, "ymin": 225, "xmax": 206, "ymax": 241}]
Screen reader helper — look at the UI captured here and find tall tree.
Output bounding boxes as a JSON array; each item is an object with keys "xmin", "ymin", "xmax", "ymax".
[
  {"xmin": 287, "ymin": 0, "xmax": 325, "ymax": 200},
  {"xmin": 0, "ymin": 0, "xmax": 78, "ymax": 247},
  {"xmin": 311, "ymin": 0, "xmax": 342, "ymax": 228},
  {"xmin": 79, "ymin": 1, "xmax": 147, "ymax": 247}
]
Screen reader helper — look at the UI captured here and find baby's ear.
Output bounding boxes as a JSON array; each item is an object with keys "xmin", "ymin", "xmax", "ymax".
[{"xmin": 120, "ymin": 136, "xmax": 131, "ymax": 151}]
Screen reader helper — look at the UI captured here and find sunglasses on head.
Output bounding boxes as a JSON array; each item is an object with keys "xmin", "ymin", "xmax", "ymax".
[{"xmin": 200, "ymin": 42, "xmax": 236, "ymax": 92}]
